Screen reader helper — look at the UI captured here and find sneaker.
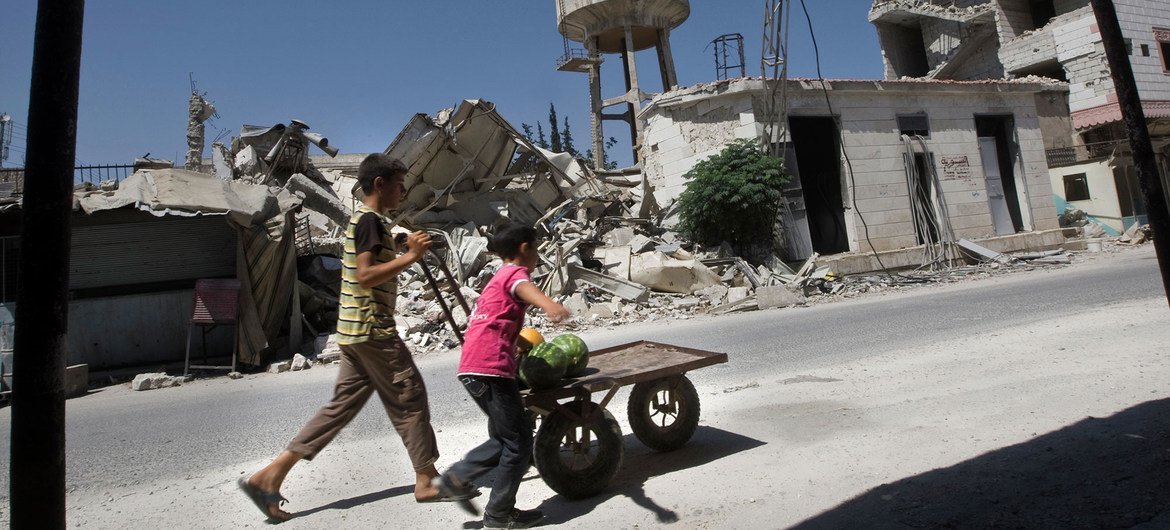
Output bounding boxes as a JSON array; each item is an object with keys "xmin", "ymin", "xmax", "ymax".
[
  {"xmin": 483, "ymin": 508, "xmax": 544, "ymax": 529},
  {"xmin": 432, "ymin": 473, "xmax": 479, "ymax": 516}
]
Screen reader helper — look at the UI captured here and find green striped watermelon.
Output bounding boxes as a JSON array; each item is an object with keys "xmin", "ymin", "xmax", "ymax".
[
  {"xmin": 552, "ymin": 334, "xmax": 589, "ymax": 377},
  {"xmin": 519, "ymin": 342, "xmax": 569, "ymax": 390}
]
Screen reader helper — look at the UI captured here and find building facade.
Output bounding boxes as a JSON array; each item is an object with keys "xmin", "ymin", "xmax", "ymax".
[
  {"xmin": 640, "ymin": 78, "xmax": 1066, "ymax": 267},
  {"xmin": 869, "ymin": 0, "xmax": 1170, "ymax": 230}
]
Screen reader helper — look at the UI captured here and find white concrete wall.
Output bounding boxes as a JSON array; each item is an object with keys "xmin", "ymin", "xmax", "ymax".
[
  {"xmin": 641, "ymin": 81, "xmax": 1061, "ymax": 255},
  {"xmin": 1047, "ymin": 159, "xmax": 1123, "ymax": 232},
  {"xmin": 1116, "ymin": 0, "xmax": 1170, "ymax": 103},
  {"xmin": 1051, "ymin": 9, "xmax": 1111, "ymax": 113}
]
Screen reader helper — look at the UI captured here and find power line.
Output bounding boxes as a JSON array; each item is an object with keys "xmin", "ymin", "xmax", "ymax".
[{"xmin": 797, "ymin": 0, "xmax": 895, "ymax": 279}]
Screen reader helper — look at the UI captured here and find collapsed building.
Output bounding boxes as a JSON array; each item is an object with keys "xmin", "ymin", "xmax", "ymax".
[{"xmin": 868, "ymin": 0, "xmax": 1170, "ymax": 234}]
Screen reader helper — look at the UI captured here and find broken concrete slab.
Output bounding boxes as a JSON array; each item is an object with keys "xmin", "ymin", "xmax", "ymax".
[
  {"xmin": 131, "ymin": 373, "xmax": 181, "ymax": 391},
  {"xmin": 568, "ymin": 264, "xmax": 650, "ymax": 302},
  {"xmin": 234, "ymin": 145, "xmax": 264, "ymax": 177},
  {"xmin": 286, "ymin": 173, "xmax": 349, "ymax": 227},
  {"xmin": 727, "ymin": 286, "xmax": 750, "ymax": 304},
  {"xmin": 628, "ymin": 234, "xmax": 656, "ymax": 254},
  {"xmin": 605, "ymin": 227, "xmax": 636, "ymax": 247},
  {"xmin": 268, "ymin": 361, "xmax": 291, "ymax": 374},
  {"xmin": 291, "ymin": 353, "xmax": 311, "ymax": 371},
  {"xmin": 598, "ymin": 245, "xmax": 632, "ymax": 280},
  {"xmin": 563, "ymin": 292, "xmax": 590, "ymax": 317},
  {"xmin": 696, "ymin": 283, "xmax": 729, "ymax": 305},
  {"xmin": 757, "ymin": 285, "xmax": 805, "ymax": 309},
  {"xmin": 957, "ymin": 239, "xmax": 1014, "ymax": 264},
  {"xmin": 630, "ymin": 251, "xmax": 721, "ymax": 294}
]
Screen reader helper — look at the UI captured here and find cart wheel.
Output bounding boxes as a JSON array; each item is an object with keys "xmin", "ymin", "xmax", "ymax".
[
  {"xmin": 627, "ymin": 375, "xmax": 700, "ymax": 452},
  {"xmin": 533, "ymin": 400, "xmax": 624, "ymax": 499}
]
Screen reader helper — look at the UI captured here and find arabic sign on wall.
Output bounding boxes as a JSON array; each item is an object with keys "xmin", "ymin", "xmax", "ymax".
[{"xmin": 940, "ymin": 156, "xmax": 971, "ymax": 180}]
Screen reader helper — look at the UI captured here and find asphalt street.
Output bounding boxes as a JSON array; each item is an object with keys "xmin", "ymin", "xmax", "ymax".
[{"xmin": 0, "ymin": 247, "xmax": 1163, "ymax": 499}]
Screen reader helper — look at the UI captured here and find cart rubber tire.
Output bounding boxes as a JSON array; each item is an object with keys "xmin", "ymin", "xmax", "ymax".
[
  {"xmin": 533, "ymin": 401, "xmax": 624, "ymax": 499},
  {"xmin": 627, "ymin": 376, "xmax": 700, "ymax": 452}
]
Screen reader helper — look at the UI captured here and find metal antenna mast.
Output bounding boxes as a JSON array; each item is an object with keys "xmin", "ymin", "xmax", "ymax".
[{"xmin": 760, "ymin": 0, "xmax": 792, "ymax": 159}]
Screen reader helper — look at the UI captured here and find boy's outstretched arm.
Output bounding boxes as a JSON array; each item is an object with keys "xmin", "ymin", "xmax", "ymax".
[
  {"xmin": 356, "ymin": 231, "xmax": 431, "ymax": 288},
  {"xmin": 515, "ymin": 281, "xmax": 571, "ymax": 323}
]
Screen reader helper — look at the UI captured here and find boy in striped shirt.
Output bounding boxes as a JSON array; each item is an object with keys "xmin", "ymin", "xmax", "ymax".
[{"xmin": 240, "ymin": 154, "xmax": 459, "ymax": 521}]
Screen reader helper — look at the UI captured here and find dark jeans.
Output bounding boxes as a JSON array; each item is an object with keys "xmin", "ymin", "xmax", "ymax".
[{"xmin": 447, "ymin": 375, "xmax": 532, "ymax": 517}]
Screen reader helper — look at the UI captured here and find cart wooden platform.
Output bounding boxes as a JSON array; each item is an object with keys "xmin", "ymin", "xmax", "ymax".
[{"xmin": 522, "ymin": 340, "xmax": 728, "ymax": 499}]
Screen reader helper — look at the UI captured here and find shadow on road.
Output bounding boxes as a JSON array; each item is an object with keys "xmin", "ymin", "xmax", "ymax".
[
  {"xmin": 294, "ymin": 484, "xmax": 414, "ymax": 519},
  {"xmin": 530, "ymin": 425, "xmax": 766, "ymax": 527},
  {"xmin": 793, "ymin": 397, "xmax": 1170, "ymax": 529}
]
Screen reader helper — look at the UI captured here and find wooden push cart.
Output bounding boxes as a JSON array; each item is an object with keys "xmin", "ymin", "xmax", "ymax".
[{"xmin": 522, "ymin": 340, "xmax": 728, "ymax": 499}]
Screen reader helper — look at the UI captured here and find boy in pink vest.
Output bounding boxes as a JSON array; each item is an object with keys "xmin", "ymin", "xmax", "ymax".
[{"xmin": 434, "ymin": 222, "xmax": 570, "ymax": 529}]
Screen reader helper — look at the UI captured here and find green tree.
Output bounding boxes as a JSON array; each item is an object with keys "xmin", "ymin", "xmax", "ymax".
[
  {"xmin": 676, "ymin": 139, "xmax": 789, "ymax": 252},
  {"xmin": 548, "ymin": 103, "xmax": 562, "ymax": 152},
  {"xmin": 561, "ymin": 116, "xmax": 576, "ymax": 156},
  {"xmin": 535, "ymin": 122, "xmax": 549, "ymax": 149}
]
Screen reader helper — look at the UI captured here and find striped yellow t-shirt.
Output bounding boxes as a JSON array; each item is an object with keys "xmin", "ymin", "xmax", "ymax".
[{"xmin": 336, "ymin": 205, "xmax": 398, "ymax": 345}]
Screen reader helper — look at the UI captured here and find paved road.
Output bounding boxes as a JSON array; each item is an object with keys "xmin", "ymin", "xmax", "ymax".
[{"xmin": 0, "ymin": 247, "xmax": 1163, "ymax": 497}]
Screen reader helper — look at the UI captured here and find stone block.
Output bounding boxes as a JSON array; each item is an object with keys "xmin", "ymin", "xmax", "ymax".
[
  {"xmin": 291, "ymin": 354, "xmax": 311, "ymax": 371},
  {"xmin": 65, "ymin": 364, "xmax": 88, "ymax": 398},
  {"xmin": 269, "ymin": 361, "xmax": 291, "ymax": 374},
  {"xmin": 727, "ymin": 287, "xmax": 750, "ymax": 304},
  {"xmin": 757, "ymin": 285, "xmax": 805, "ymax": 310},
  {"xmin": 564, "ymin": 293, "xmax": 590, "ymax": 317},
  {"xmin": 131, "ymin": 372, "xmax": 180, "ymax": 391}
]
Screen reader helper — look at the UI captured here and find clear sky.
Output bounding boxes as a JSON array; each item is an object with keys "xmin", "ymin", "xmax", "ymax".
[{"xmin": 0, "ymin": 1, "xmax": 883, "ymax": 169}]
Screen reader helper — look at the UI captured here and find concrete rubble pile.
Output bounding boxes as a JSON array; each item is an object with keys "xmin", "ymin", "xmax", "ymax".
[
  {"xmin": 305, "ymin": 99, "xmax": 1087, "ymax": 358},
  {"xmin": 151, "ymin": 98, "xmax": 1083, "ymax": 368},
  {"xmin": 1116, "ymin": 222, "xmax": 1153, "ymax": 246}
]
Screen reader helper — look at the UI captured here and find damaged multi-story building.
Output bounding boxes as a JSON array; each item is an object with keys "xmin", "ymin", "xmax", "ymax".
[
  {"xmin": 634, "ymin": 0, "xmax": 1094, "ymax": 272},
  {"xmin": 869, "ymin": 0, "xmax": 1170, "ymax": 234}
]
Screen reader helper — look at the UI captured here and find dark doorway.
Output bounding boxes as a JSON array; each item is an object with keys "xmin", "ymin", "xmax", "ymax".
[
  {"xmin": 975, "ymin": 116, "xmax": 1025, "ymax": 232},
  {"xmin": 788, "ymin": 117, "xmax": 849, "ymax": 254}
]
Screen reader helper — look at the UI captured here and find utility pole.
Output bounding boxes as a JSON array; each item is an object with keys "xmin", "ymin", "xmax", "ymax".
[
  {"xmin": 1091, "ymin": 0, "xmax": 1170, "ymax": 307},
  {"xmin": 10, "ymin": 1, "xmax": 85, "ymax": 528}
]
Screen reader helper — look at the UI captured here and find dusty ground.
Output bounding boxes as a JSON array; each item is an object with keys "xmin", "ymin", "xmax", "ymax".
[{"xmin": 22, "ymin": 244, "xmax": 1168, "ymax": 529}]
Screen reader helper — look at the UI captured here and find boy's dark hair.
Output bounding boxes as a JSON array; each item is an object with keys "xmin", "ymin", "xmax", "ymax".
[
  {"xmin": 357, "ymin": 154, "xmax": 408, "ymax": 194},
  {"xmin": 487, "ymin": 222, "xmax": 537, "ymax": 259}
]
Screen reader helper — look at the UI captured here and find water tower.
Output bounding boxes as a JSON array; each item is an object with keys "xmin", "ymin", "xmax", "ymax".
[{"xmin": 556, "ymin": 0, "xmax": 689, "ymax": 166}]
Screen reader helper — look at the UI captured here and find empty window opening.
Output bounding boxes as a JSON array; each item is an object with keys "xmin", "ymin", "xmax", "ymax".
[
  {"xmin": 1141, "ymin": 44, "xmax": 1150, "ymax": 57},
  {"xmin": 880, "ymin": 24, "xmax": 930, "ymax": 78},
  {"xmin": 1063, "ymin": 173, "xmax": 1090, "ymax": 201},
  {"xmin": 898, "ymin": 114, "xmax": 930, "ymax": 137},
  {"xmin": 1158, "ymin": 28, "xmax": 1170, "ymax": 72},
  {"xmin": 1029, "ymin": 0, "xmax": 1056, "ymax": 29}
]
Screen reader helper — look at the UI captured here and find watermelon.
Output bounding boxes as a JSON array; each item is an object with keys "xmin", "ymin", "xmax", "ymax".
[
  {"xmin": 552, "ymin": 334, "xmax": 590, "ymax": 377},
  {"xmin": 519, "ymin": 342, "xmax": 569, "ymax": 390}
]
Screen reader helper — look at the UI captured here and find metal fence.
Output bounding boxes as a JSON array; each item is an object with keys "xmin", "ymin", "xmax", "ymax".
[
  {"xmin": 74, "ymin": 164, "xmax": 135, "ymax": 186},
  {"xmin": 0, "ymin": 164, "xmax": 140, "ymax": 194}
]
